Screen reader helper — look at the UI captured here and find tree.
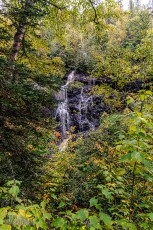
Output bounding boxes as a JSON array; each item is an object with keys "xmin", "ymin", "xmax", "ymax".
[
  {"xmin": 1, "ymin": 0, "xmax": 66, "ymax": 62},
  {"xmin": 129, "ymin": 0, "xmax": 134, "ymax": 12},
  {"xmin": 0, "ymin": 0, "xmax": 66, "ymax": 197},
  {"xmin": 135, "ymin": 0, "xmax": 141, "ymax": 11}
]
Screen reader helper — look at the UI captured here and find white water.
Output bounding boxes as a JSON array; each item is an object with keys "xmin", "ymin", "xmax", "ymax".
[
  {"xmin": 56, "ymin": 71, "xmax": 75, "ymax": 136},
  {"xmin": 56, "ymin": 71, "xmax": 95, "ymax": 137},
  {"xmin": 78, "ymin": 87, "xmax": 95, "ymax": 131},
  {"xmin": 59, "ymin": 137, "xmax": 69, "ymax": 151}
]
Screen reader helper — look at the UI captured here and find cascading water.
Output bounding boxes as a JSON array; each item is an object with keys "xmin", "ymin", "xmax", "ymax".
[
  {"xmin": 56, "ymin": 71, "xmax": 96, "ymax": 137},
  {"xmin": 78, "ymin": 87, "xmax": 95, "ymax": 132},
  {"xmin": 55, "ymin": 71, "xmax": 111, "ymax": 151},
  {"xmin": 56, "ymin": 71, "xmax": 75, "ymax": 136}
]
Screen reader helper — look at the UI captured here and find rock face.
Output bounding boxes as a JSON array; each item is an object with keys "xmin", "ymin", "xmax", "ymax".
[
  {"xmin": 55, "ymin": 71, "xmax": 149, "ymax": 137},
  {"xmin": 55, "ymin": 71, "xmax": 110, "ymax": 137}
]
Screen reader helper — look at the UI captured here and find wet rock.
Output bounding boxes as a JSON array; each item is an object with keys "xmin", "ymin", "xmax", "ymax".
[
  {"xmin": 55, "ymin": 71, "xmax": 110, "ymax": 136},
  {"xmin": 55, "ymin": 71, "xmax": 150, "ymax": 137},
  {"xmin": 123, "ymin": 79, "xmax": 143, "ymax": 92}
]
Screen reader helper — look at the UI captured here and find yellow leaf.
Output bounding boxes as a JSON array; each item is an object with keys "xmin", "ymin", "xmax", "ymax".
[
  {"xmin": 129, "ymin": 126, "xmax": 136, "ymax": 132},
  {"xmin": 0, "ymin": 224, "xmax": 11, "ymax": 230},
  {"xmin": 135, "ymin": 111, "xmax": 142, "ymax": 117},
  {"xmin": 18, "ymin": 209, "xmax": 26, "ymax": 217}
]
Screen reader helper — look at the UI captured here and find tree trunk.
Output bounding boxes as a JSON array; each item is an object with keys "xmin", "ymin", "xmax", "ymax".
[{"xmin": 10, "ymin": 22, "xmax": 26, "ymax": 62}]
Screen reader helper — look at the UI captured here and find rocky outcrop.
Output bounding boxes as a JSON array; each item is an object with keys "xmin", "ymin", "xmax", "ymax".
[
  {"xmin": 55, "ymin": 71, "xmax": 151, "ymax": 137},
  {"xmin": 55, "ymin": 71, "xmax": 110, "ymax": 136}
]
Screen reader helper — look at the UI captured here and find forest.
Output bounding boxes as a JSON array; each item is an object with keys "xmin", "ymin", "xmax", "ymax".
[{"xmin": 0, "ymin": 0, "xmax": 153, "ymax": 229}]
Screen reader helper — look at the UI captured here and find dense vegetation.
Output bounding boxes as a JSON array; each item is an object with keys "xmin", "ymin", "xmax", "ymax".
[{"xmin": 0, "ymin": 0, "xmax": 152, "ymax": 229}]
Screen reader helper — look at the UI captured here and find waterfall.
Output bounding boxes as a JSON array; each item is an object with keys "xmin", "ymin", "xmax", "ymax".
[
  {"xmin": 78, "ymin": 87, "xmax": 95, "ymax": 132},
  {"xmin": 56, "ymin": 71, "xmax": 99, "ymax": 138},
  {"xmin": 56, "ymin": 71, "xmax": 75, "ymax": 136}
]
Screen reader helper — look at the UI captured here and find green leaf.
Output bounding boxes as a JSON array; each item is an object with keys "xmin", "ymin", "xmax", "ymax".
[
  {"xmin": 144, "ymin": 174, "xmax": 152, "ymax": 182},
  {"xmin": 127, "ymin": 96, "xmax": 134, "ymax": 105},
  {"xmin": 51, "ymin": 193, "xmax": 57, "ymax": 200},
  {"xmin": 99, "ymin": 212, "xmax": 112, "ymax": 228},
  {"xmin": 127, "ymin": 223, "xmax": 137, "ymax": 230},
  {"xmin": 43, "ymin": 212, "xmax": 51, "ymax": 219},
  {"xmin": 146, "ymin": 90, "xmax": 152, "ymax": 96},
  {"xmin": 6, "ymin": 180, "xmax": 21, "ymax": 186},
  {"xmin": 140, "ymin": 222, "xmax": 149, "ymax": 228},
  {"xmin": 90, "ymin": 198, "xmax": 98, "ymax": 207},
  {"xmin": 76, "ymin": 209, "xmax": 89, "ymax": 222},
  {"xmin": 41, "ymin": 200, "xmax": 47, "ymax": 209},
  {"xmin": 6, "ymin": 180, "xmax": 15, "ymax": 186},
  {"xmin": 121, "ymin": 153, "xmax": 131, "ymax": 161},
  {"xmin": 116, "ymin": 168, "xmax": 126, "ymax": 176},
  {"xmin": 90, "ymin": 227, "xmax": 96, "ymax": 230},
  {"xmin": 97, "ymin": 185, "xmax": 113, "ymax": 199},
  {"xmin": 102, "ymin": 188, "xmax": 113, "ymax": 200},
  {"xmin": 131, "ymin": 152, "xmax": 144, "ymax": 163},
  {"xmin": 140, "ymin": 94, "xmax": 146, "ymax": 101},
  {"xmin": 15, "ymin": 197, "xmax": 22, "ymax": 203},
  {"xmin": 89, "ymin": 215, "xmax": 99, "ymax": 227},
  {"xmin": 58, "ymin": 201, "xmax": 65, "ymax": 208},
  {"xmin": 116, "ymin": 219, "xmax": 137, "ymax": 229},
  {"xmin": 35, "ymin": 219, "xmax": 48, "ymax": 229},
  {"xmin": 9, "ymin": 185, "xmax": 20, "ymax": 197},
  {"xmin": 0, "ymin": 208, "xmax": 8, "ymax": 225},
  {"xmin": 148, "ymin": 213, "xmax": 153, "ymax": 221},
  {"xmin": 52, "ymin": 217, "xmax": 67, "ymax": 228}
]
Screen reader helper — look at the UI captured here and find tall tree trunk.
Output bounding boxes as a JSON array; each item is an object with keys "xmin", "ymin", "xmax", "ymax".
[{"xmin": 10, "ymin": 22, "xmax": 26, "ymax": 62}]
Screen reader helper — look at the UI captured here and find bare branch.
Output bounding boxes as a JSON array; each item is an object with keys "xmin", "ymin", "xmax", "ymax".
[
  {"xmin": 40, "ymin": 0, "xmax": 67, "ymax": 11},
  {"xmin": 88, "ymin": 0, "xmax": 99, "ymax": 24},
  {"xmin": 49, "ymin": 2, "xmax": 67, "ymax": 10}
]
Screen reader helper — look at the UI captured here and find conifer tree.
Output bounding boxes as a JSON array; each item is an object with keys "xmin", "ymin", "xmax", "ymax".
[
  {"xmin": 135, "ymin": 0, "xmax": 141, "ymax": 11},
  {"xmin": 129, "ymin": 0, "xmax": 134, "ymax": 12}
]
